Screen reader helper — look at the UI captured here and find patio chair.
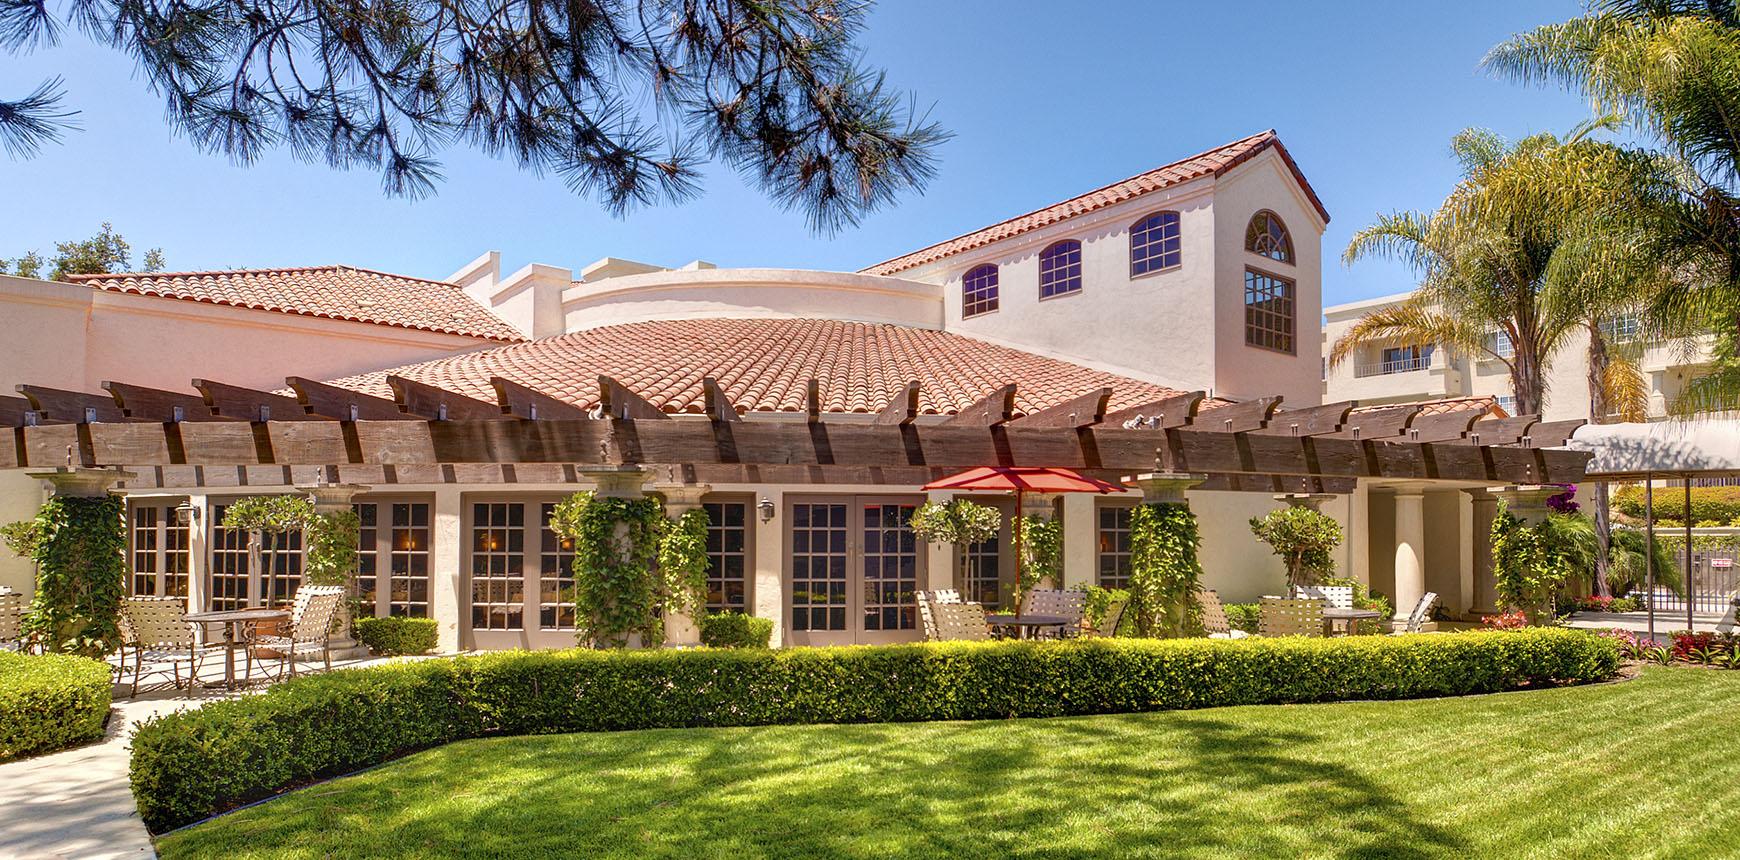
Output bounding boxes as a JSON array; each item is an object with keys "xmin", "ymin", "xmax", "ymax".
[
  {"xmin": 1258, "ymin": 597, "xmax": 1324, "ymax": 638},
  {"xmin": 930, "ymin": 600, "xmax": 993, "ymax": 641},
  {"xmin": 0, "ymin": 592, "xmax": 25, "ymax": 652},
  {"xmin": 1293, "ymin": 584, "xmax": 1354, "ymax": 609},
  {"xmin": 1392, "ymin": 591, "xmax": 1439, "ymax": 635},
  {"xmin": 251, "ymin": 585, "xmax": 346, "ymax": 679},
  {"xmin": 1025, "ymin": 588, "xmax": 1087, "ymax": 638},
  {"xmin": 917, "ymin": 589, "xmax": 963, "ymax": 640},
  {"xmin": 1198, "ymin": 589, "xmax": 1249, "ymax": 640},
  {"xmin": 1079, "ymin": 595, "xmax": 1128, "ymax": 639},
  {"xmin": 119, "ymin": 596, "xmax": 209, "ymax": 696}
]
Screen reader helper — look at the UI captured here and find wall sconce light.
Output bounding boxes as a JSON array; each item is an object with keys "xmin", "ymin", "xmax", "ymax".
[
  {"xmin": 757, "ymin": 497, "xmax": 776, "ymax": 523},
  {"xmin": 174, "ymin": 501, "xmax": 199, "ymax": 526}
]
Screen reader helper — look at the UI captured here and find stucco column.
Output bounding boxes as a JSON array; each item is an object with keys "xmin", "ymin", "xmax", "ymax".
[
  {"xmin": 1131, "ymin": 473, "xmax": 1206, "ymax": 505},
  {"xmin": 1392, "ymin": 488, "xmax": 1426, "ymax": 628},
  {"xmin": 1492, "ymin": 485, "xmax": 1558, "ymax": 526},
  {"xmin": 185, "ymin": 494, "xmax": 211, "ymax": 616},
  {"xmin": 298, "ymin": 482, "xmax": 370, "ymax": 652},
  {"xmin": 922, "ymin": 490, "xmax": 957, "ymax": 591},
  {"xmin": 1462, "ymin": 489, "xmax": 1500, "ymax": 616},
  {"xmin": 751, "ymin": 490, "xmax": 785, "ymax": 646},
  {"xmin": 655, "ymin": 483, "xmax": 711, "ymax": 647},
  {"xmin": 1018, "ymin": 493, "xmax": 1060, "ymax": 588},
  {"xmin": 430, "ymin": 485, "xmax": 464, "ymax": 653},
  {"xmin": 1060, "ymin": 494, "xmax": 1097, "ymax": 588}
]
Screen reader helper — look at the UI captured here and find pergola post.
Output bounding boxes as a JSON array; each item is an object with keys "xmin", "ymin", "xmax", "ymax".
[
  {"xmin": 297, "ymin": 481, "xmax": 371, "ymax": 657},
  {"xmin": 1461, "ymin": 489, "xmax": 1500, "ymax": 617},
  {"xmin": 656, "ymin": 482, "xmax": 711, "ymax": 647},
  {"xmin": 1131, "ymin": 473, "xmax": 1207, "ymax": 506},
  {"xmin": 1391, "ymin": 486, "xmax": 1427, "ymax": 631},
  {"xmin": 1493, "ymin": 485, "xmax": 1559, "ymax": 526},
  {"xmin": 1018, "ymin": 492, "xmax": 1060, "ymax": 589}
]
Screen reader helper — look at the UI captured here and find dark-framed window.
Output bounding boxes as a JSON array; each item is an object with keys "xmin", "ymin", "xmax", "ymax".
[
  {"xmin": 962, "ymin": 263, "xmax": 1000, "ymax": 317},
  {"xmin": 353, "ymin": 499, "xmax": 433, "ymax": 618},
  {"xmin": 703, "ymin": 500, "xmax": 750, "ymax": 613},
  {"xmin": 1244, "ymin": 268, "xmax": 1295, "ymax": 353},
  {"xmin": 1129, "ymin": 211, "xmax": 1182, "ymax": 276},
  {"xmin": 1096, "ymin": 504, "xmax": 1134, "ymax": 589},
  {"xmin": 129, "ymin": 502, "xmax": 190, "ymax": 598},
  {"xmin": 539, "ymin": 503, "xmax": 578, "ymax": 630},
  {"xmin": 1246, "ymin": 210, "xmax": 1293, "ymax": 264},
  {"xmin": 470, "ymin": 502, "xmax": 526, "ymax": 631},
  {"xmin": 1038, "ymin": 240, "xmax": 1083, "ymax": 299},
  {"xmin": 207, "ymin": 500, "xmax": 303, "ymax": 610}
]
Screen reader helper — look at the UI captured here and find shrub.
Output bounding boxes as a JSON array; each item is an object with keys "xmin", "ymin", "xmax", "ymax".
[
  {"xmin": 353, "ymin": 617, "xmax": 437, "ymax": 656},
  {"xmin": 1224, "ymin": 602, "xmax": 1261, "ymax": 634},
  {"xmin": 1614, "ymin": 484, "xmax": 1740, "ymax": 525},
  {"xmin": 1482, "ymin": 611, "xmax": 1529, "ymax": 630},
  {"xmin": 1670, "ymin": 631, "xmax": 1740, "ymax": 664},
  {"xmin": 698, "ymin": 612, "xmax": 773, "ymax": 648},
  {"xmin": 130, "ymin": 628, "xmax": 1618, "ymax": 833},
  {"xmin": 0, "ymin": 651, "xmax": 112, "ymax": 762},
  {"xmin": 1570, "ymin": 595, "xmax": 1642, "ymax": 613},
  {"xmin": 1248, "ymin": 506, "xmax": 1343, "ymax": 588}
]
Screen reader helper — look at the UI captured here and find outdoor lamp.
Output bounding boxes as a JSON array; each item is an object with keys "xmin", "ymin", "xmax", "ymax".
[
  {"xmin": 174, "ymin": 501, "xmax": 199, "ymax": 525},
  {"xmin": 757, "ymin": 496, "xmax": 776, "ymax": 523}
]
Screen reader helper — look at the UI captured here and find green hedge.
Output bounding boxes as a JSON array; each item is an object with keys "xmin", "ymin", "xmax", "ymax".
[
  {"xmin": 353, "ymin": 617, "xmax": 438, "ymax": 656},
  {"xmin": 1, "ymin": 651, "xmax": 112, "ymax": 762},
  {"xmin": 130, "ymin": 628, "xmax": 1617, "ymax": 833},
  {"xmin": 1615, "ymin": 484, "xmax": 1740, "ymax": 525},
  {"xmin": 698, "ymin": 612, "xmax": 774, "ymax": 648}
]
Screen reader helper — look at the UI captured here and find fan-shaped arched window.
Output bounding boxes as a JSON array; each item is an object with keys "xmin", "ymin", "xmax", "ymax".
[
  {"xmin": 1245, "ymin": 210, "xmax": 1293, "ymax": 264},
  {"xmin": 1038, "ymin": 240, "xmax": 1082, "ymax": 299},
  {"xmin": 1129, "ymin": 211, "xmax": 1182, "ymax": 276},
  {"xmin": 962, "ymin": 263, "xmax": 1000, "ymax": 317}
]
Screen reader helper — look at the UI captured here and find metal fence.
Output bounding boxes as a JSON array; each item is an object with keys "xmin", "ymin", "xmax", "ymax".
[{"xmin": 1642, "ymin": 534, "xmax": 1740, "ymax": 615}]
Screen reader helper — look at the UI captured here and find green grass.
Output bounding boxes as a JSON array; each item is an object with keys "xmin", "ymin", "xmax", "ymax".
[{"xmin": 157, "ymin": 667, "xmax": 1740, "ymax": 860}]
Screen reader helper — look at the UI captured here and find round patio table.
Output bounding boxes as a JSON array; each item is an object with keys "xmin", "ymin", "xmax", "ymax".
[
  {"xmin": 984, "ymin": 613, "xmax": 1070, "ymax": 640},
  {"xmin": 185, "ymin": 608, "xmax": 289, "ymax": 689},
  {"xmin": 1321, "ymin": 606, "xmax": 1381, "ymax": 636}
]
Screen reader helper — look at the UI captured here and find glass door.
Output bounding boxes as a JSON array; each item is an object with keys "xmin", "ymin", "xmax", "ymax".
[{"xmin": 785, "ymin": 495, "xmax": 925, "ymax": 646}]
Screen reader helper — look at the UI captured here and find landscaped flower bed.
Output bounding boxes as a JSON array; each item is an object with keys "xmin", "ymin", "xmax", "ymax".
[
  {"xmin": 1601, "ymin": 628, "xmax": 1740, "ymax": 669},
  {"xmin": 130, "ymin": 628, "xmax": 1619, "ymax": 833},
  {"xmin": 0, "ymin": 651, "xmax": 113, "ymax": 762}
]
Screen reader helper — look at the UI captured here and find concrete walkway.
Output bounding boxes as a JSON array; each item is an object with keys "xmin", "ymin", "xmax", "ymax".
[
  {"xmin": 0, "ymin": 655, "xmax": 390, "ymax": 859},
  {"xmin": 1565, "ymin": 609, "xmax": 1737, "ymax": 640}
]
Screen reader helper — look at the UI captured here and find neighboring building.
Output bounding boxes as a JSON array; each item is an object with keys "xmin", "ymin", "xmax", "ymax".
[
  {"xmin": 3, "ymin": 130, "xmax": 1508, "ymax": 648},
  {"xmin": 1323, "ymin": 291, "xmax": 1717, "ymax": 421}
]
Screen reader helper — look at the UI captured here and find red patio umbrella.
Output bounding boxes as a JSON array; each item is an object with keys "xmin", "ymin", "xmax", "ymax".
[{"xmin": 922, "ymin": 467, "xmax": 1125, "ymax": 612}]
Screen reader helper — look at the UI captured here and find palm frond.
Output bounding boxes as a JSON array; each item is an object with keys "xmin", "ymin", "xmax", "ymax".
[{"xmin": 1327, "ymin": 301, "xmax": 1491, "ymax": 368}]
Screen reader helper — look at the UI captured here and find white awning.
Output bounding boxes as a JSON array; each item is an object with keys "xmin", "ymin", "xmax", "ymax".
[{"xmin": 1567, "ymin": 421, "xmax": 1740, "ymax": 479}]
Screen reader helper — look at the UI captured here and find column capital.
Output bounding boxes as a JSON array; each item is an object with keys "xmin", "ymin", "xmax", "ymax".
[
  {"xmin": 1129, "ymin": 473, "xmax": 1206, "ymax": 505},
  {"xmin": 27, "ymin": 467, "xmax": 134, "ymax": 498},
  {"xmin": 578, "ymin": 466, "xmax": 654, "ymax": 500},
  {"xmin": 1459, "ymin": 487, "xmax": 1499, "ymax": 501},
  {"xmin": 655, "ymin": 483, "xmax": 713, "ymax": 513},
  {"xmin": 1493, "ymin": 484, "xmax": 1560, "ymax": 525},
  {"xmin": 1274, "ymin": 493, "xmax": 1337, "ymax": 510},
  {"xmin": 296, "ymin": 482, "xmax": 371, "ymax": 513},
  {"xmin": 1019, "ymin": 492, "xmax": 1060, "ymax": 519}
]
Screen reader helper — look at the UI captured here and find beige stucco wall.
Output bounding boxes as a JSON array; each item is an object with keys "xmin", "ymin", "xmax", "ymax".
[{"xmin": 559, "ymin": 269, "xmax": 944, "ymax": 332}]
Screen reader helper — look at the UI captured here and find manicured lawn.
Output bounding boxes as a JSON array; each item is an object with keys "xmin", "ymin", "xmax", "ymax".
[{"xmin": 157, "ymin": 667, "xmax": 1740, "ymax": 859}]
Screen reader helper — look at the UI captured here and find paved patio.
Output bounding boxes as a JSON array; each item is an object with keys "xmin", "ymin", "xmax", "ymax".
[
  {"xmin": 0, "ymin": 654, "xmax": 397, "ymax": 860},
  {"xmin": 1565, "ymin": 609, "xmax": 1738, "ymax": 640}
]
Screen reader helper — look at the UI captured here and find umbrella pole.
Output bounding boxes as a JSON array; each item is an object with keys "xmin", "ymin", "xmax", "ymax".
[{"xmin": 1013, "ymin": 488, "xmax": 1025, "ymax": 618}]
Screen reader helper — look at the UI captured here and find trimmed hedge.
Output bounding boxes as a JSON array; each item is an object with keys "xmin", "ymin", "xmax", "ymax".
[
  {"xmin": 698, "ymin": 612, "xmax": 774, "ymax": 648},
  {"xmin": 1615, "ymin": 484, "xmax": 1740, "ymax": 525},
  {"xmin": 1, "ymin": 651, "xmax": 112, "ymax": 762},
  {"xmin": 353, "ymin": 616, "xmax": 437, "ymax": 656},
  {"xmin": 130, "ymin": 628, "xmax": 1618, "ymax": 833}
]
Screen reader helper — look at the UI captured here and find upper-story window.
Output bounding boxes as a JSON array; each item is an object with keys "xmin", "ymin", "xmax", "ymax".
[
  {"xmin": 1246, "ymin": 210, "xmax": 1293, "ymax": 264},
  {"xmin": 1599, "ymin": 312, "xmax": 1641, "ymax": 344},
  {"xmin": 962, "ymin": 263, "xmax": 1000, "ymax": 317},
  {"xmin": 1244, "ymin": 268, "xmax": 1295, "ymax": 354},
  {"xmin": 1379, "ymin": 344, "xmax": 1434, "ymax": 374},
  {"xmin": 1038, "ymin": 240, "xmax": 1083, "ymax": 299},
  {"xmin": 1129, "ymin": 211, "xmax": 1182, "ymax": 276},
  {"xmin": 1487, "ymin": 330, "xmax": 1515, "ymax": 360}
]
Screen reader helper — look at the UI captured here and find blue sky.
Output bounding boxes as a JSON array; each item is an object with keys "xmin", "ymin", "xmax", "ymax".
[{"xmin": 0, "ymin": 1, "xmax": 1600, "ymax": 306}]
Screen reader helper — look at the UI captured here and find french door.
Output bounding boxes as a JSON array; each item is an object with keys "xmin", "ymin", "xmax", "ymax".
[{"xmin": 785, "ymin": 495, "xmax": 926, "ymax": 646}]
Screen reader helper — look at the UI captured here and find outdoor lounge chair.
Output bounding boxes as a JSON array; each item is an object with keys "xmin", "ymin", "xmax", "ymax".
[
  {"xmin": 0, "ymin": 592, "xmax": 25, "ymax": 652},
  {"xmin": 929, "ymin": 600, "xmax": 993, "ymax": 641},
  {"xmin": 1079, "ymin": 595, "xmax": 1128, "ymax": 638},
  {"xmin": 1198, "ymin": 589, "xmax": 1249, "ymax": 639},
  {"xmin": 119, "ymin": 596, "xmax": 212, "ymax": 696},
  {"xmin": 1024, "ymin": 588, "xmax": 1087, "ymax": 638},
  {"xmin": 1393, "ymin": 591, "xmax": 1439, "ymax": 634},
  {"xmin": 251, "ymin": 585, "xmax": 346, "ymax": 679},
  {"xmin": 917, "ymin": 589, "xmax": 965, "ymax": 640},
  {"xmin": 1258, "ymin": 597, "xmax": 1324, "ymax": 637}
]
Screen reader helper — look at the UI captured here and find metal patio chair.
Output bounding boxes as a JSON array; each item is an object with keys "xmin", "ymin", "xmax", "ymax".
[
  {"xmin": 119, "ymin": 596, "xmax": 211, "ymax": 696},
  {"xmin": 1199, "ymin": 589, "xmax": 1250, "ymax": 640},
  {"xmin": 1393, "ymin": 591, "xmax": 1439, "ymax": 634},
  {"xmin": 252, "ymin": 585, "xmax": 346, "ymax": 679},
  {"xmin": 0, "ymin": 592, "xmax": 26, "ymax": 652},
  {"xmin": 1258, "ymin": 597, "xmax": 1325, "ymax": 638},
  {"xmin": 1024, "ymin": 588, "xmax": 1087, "ymax": 638},
  {"xmin": 930, "ymin": 600, "xmax": 993, "ymax": 642}
]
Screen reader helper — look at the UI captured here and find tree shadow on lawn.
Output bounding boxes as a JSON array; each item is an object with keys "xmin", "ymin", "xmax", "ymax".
[{"xmin": 191, "ymin": 712, "xmax": 1466, "ymax": 860}]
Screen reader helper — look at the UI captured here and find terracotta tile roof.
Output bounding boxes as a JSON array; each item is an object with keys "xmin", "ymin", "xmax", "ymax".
[
  {"xmin": 861, "ymin": 130, "xmax": 1330, "ymax": 276},
  {"xmin": 1353, "ymin": 396, "xmax": 1509, "ymax": 419},
  {"xmin": 324, "ymin": 318, "xmax": 1196, "ymax": 416},
  {"xmin": 67, "ymin": 266, "xmax": 525, "ymax": 343}
]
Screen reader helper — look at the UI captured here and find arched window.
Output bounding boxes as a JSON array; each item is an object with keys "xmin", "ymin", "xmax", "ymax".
[
  {"xmin": 1129, "ymin": 211, "xmax": 1182, "ymax": 276},
  {"xmin": 1246, "ymin": 210, "xmax": 1293, "ymax": 264},
  {"xmin": 962, "ymin": 263, "xmax": 1000, "ymax": 317},
  {"xmin": 1038, "ymin": 240, "xmax": 1082, "ymax": 299}
]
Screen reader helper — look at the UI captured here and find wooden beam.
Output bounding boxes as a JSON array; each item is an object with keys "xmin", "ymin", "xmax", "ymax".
[
  {"xmin": 805, "ymin": 379, "xmax": 822, "ymax": 422},
  {"xmin": 943, "ymin": 384, "xmax": 1016, "ymax": 426},
  {"xmin": 1006, "ymin": 387, "xmax": 1111, "ymax": 429},
  {"xmin": 0, "ymin": 395, "xmax": 50, "ymax": 427},
  {"xmin": 490, "ymin": 377, "xmax": 589, "ymax": 421},
  {"xmin": 192, "ymin": 379, "xmax": 319, "ymax": 422},
  {"xmin": 1517, "ymin": 419, "xmax": 1585, "ymax": 448},
  {"xmin": 1327, "ymin": 405, "xmax": 1421, "ymax": 441},
  {"xmin": 1104, "ymin": 391, "xmax": 1204, "ymax": 429},
  {"xmin": 287, "ymin": 377, "xmax": 413, "ymax": 421},
  {"xmin": 1403, "ymin": 409, "xmax": 1483, "ymax": 443},
  {"xmin": 102, "ymin": 381, "xmax": 233, "ymax": 422},
  {"xmin": 702, "ymin": 377, "xmax": 742, "ymax": 422},
  {"xmin": 1250, "ymin": 401, "xmax": 1354, "ymax": 437},
  {"xmin": 387, "ymin": 376, "xmax": 504, "ymax": 421},
  {"xmin": 16, "ymin": 385, "xmax": 131, "ymax": 423},
  {"xmin": 1197, "ymin": 396, "xmax": 1281, "ymax": 433},
  {"xmin": 597, "ymin": 376, "xmax": 669, "ymax": 420},
  {"xmin": 871, "ymin": 381, "xmax": 921, "ymax": 426},
  {"xmin": 1445, "ymin": 415, "xmax": 1538, "ymax": 447}
]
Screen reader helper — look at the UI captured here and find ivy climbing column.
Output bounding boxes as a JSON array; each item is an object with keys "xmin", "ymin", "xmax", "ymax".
[
  {"xmin": 656, "ymin": 482, "xmax": 710, "ymax": 646},
  {"xmin": 1129, "ymin": 472, "xmax": 1206, "ymax": 638},
  {"xmin": 300, "ymin": 481, "xmax": 369, "ymax": 657},
  {"xmin": 25, "ymin": 467, "xmax": 133, "ymax": 657}
]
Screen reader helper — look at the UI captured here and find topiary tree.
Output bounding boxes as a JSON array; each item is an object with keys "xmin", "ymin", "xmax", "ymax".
[
  {"xmin": 1126, "ymin": 503, "xmax": 1203, "ymax": 638},
  {"xmin": 1249, "ymin": 506, "xmax": 1344, "ymax": 590},
  {"xmin": 221, "ymin": 495, "xmax": 316, "ymax": 604},
  {"xmin": 909, "ymin": 499, "xmax": 1003, "ymax": 600}
]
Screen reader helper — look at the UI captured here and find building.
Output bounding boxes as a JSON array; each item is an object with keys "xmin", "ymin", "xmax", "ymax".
[{"xmin": 1, "ymin": 130, "xmax": 1545, "ymax": 650}]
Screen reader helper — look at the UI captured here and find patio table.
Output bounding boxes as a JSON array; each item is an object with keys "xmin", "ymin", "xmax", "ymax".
[
  {"xmin": 1321, "ymin": 606, "xmax": 1381, "ymax": 636},
  {"xmin": 185, "ymin": 608, "xmax": 288, "ymax": 689},
  {"xmin": 984, "ymin": 613, "xmax": 1070, "ymax": 640}
]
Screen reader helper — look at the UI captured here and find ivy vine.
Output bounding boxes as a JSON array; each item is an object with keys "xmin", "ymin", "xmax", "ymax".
[
  {"xmin": 658, "ymin": 507, "xmax": 713, "ymax": 618},
  {"xmin": 1018, "ymin": 515, "xmax": 1062, "ymax": 596},
  {"xmin": 303, "ymin": 509, "xmax": 360, "ymax": 588},
  {"xmin": 1491, "ymin": 506, "xmax": 1574, "ymax": 624},
  {"xmin": 3, "ymin": 495, "xmax": 127, "ymax": 657},
  {"xmin": 547, "ymin": 492, "xmax": 669, "ymax": 648},
  {"xmin": 1126, "ymin": 502, "xmax": 1203, "ymax": 638}
]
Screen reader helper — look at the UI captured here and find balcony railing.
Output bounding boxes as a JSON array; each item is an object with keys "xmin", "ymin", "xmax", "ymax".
[{"xmin": 1353, "ymin": 356, "xmax": 1433, "ymax": 378}]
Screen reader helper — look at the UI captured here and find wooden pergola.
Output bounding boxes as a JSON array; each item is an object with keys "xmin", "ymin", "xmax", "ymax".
[{"xmin": 1, "ymin": 375, "xmax": 1590, "ymax": 491}]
